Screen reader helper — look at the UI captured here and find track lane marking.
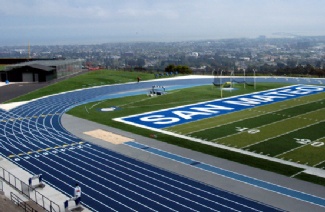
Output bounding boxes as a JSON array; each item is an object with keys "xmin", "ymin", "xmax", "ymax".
[{"xmin": 124, "ymin": 141, "xmax": 325, "ymax": 208}]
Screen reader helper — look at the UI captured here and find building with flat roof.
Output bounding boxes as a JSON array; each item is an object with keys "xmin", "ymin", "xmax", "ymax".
[{"xmin": 1, "ymin": 59, "xmax": 83, "ymax": 82}]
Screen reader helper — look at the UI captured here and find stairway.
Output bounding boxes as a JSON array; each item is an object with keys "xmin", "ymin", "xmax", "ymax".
[{"xmin": 0, "ymin": 192, "xmax": 25, "ymax": 212}]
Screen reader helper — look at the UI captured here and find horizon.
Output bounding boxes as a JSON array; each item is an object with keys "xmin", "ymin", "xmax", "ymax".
[
  {"xmin": 1, "ymin": 0, "xmax": 325, "ymax": 46},
  {"xmin": 2, "ymin": 34, "xmax": 325, "ymax": 48}
]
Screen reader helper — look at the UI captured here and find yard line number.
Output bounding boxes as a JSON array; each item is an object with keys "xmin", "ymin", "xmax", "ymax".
[
  {"xmin": 235, "ymin": 127, "xmax": 324, "ymax": 148},
  {"xmin": 236, "ymin": 127, "xmax": 260, "ymax": 134},
  {"xmin": 294, "ymin": 138, "xmax": 324, "ymax": 147}
]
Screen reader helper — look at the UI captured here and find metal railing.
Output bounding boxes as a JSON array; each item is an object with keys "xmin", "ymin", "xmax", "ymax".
[
  {"xmin": 0, "ymin": 167, "xmax": 60, "ymax": 212},
  {"xmin": 11, "ymin": 192, "xmax": 37, "ymax": 212},
  {"xmin": 0, "ymin": 179, "xmax": 3, "ymax": 192}
]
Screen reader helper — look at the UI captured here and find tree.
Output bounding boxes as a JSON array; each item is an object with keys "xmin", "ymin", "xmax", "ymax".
[
  {"xmin": 164, "ymin": 64, "xmax": 192, "ymax": 74},
  {"xmin": 315, "ymin": 69, "xmax": 325, "ymax": 77},
  {"xmin": 175, "ymin": 65, "xmax": 192, "ymax": 74},
  {"xmin": 165, "ymin": 64, "xmax": 175, "ymax": 72}
]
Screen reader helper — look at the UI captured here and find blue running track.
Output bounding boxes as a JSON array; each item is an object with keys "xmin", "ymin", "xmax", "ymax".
[{"xmin": 0, "ymin": 77, "xmax": 324, "ymax": 211}]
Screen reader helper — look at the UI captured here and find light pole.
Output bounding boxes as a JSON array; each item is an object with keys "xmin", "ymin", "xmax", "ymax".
[
  {"xmin": 220, "ymin": 69, "xmax": 223, "ymax": 98},
  {"xmin": 253, "ymin": 69, "xmax": 257, "ymax": 89},
  {"xmin": 243, "ymin": 69, "xmax": 246, "ymax": 89}
]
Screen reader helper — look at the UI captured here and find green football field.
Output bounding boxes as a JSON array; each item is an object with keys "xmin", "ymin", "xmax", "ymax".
[
  {"xmin": 67, "ymin": 80, "xmax": 325, "ymax": 184},
  {"xmin": 167, "ymin": 91, "xmax": 325, "ymax": 168}
]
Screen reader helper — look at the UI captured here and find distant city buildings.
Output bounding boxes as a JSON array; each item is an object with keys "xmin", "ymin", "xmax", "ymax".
[{"xmin": 0, "ymin": 36, "xmax": 324, "ymax": 76}]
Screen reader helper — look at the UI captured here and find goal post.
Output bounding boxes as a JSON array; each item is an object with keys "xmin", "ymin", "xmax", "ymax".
[{"xmin": 212, "ymin": 69, "xmax": 234, "ymax": 87}]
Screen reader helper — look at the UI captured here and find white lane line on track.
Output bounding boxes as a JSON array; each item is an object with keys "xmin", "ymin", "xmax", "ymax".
[
  {"xmin": 2, "ymin": 131, "xmax": 172, "ymax": 210},
  {"xmin": 126, "ymin": 141, "xmax": 325, "ymax": 208},
  {"xmin": 79, "ymin": 144, "xmax": 263, "ymax": 211},
  {"xmin": 1, "ymin": 127, "xmax": 248, "ymax": 212}
]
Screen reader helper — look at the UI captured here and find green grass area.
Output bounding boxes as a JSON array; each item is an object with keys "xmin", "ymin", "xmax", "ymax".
[
  {"xmin": 200, "ymin": 98, "xmax": 325, "ymax": 147},
  {"xmin": 191, "ymin": 112, "xmax": 287, "ymax": 141},
  {"xmin": 0, "ymin": 65, "xmax": 6, "ymax": 71},
  {"xmin": 279, "ymin": 137, "xmax": 325, "ymax": 166},
  {"xmin": 240, "ymin": 107, "xmax": 325, "ymax": 149},
  {"xmin": 249, "ymin": 121, "xmax": 325, "ymax": 156},
  {"xmin": 8, "ymin": 70, "xmax": 324, "ymax": 186},
  {"xmin": 295, "ymin": 173, "xmax": 325, "ymax": 187}
]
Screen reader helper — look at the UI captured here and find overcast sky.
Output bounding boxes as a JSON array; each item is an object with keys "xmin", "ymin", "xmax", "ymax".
[{"xmin": 1, "ymin": 0, "xmax": 325, "ymax": 46}]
